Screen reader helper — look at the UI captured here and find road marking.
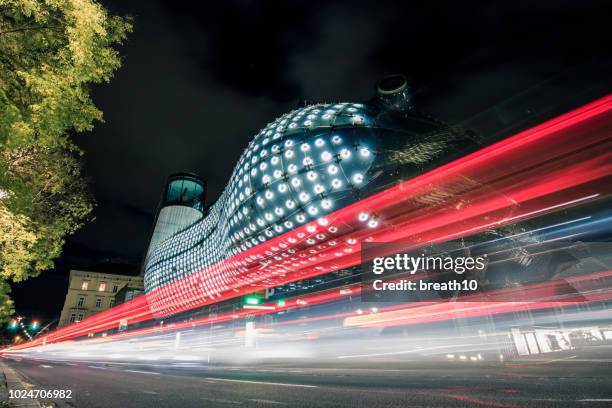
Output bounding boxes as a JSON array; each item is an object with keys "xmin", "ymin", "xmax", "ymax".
[
  {"xmin": 201, "ymin": 397, "xmax": 242, "ymax": 404},
  {"xmin": 124, "ymin": 369, "xmax": 160, "ymax": 375},
  {"xmin": 248, "ymin": 398, "xmax": 287, "ymax": 405},
  {"xmin": 201, "ymin": 397, "xmax": 241, "ymax": 404},
  {"xmin": 204, "ymin": 377, "xmax": 317, "ymax": 388},
  {"xmin": 40, "ymin": 364, "xmax": 53, "ymax": 368},
  {"xmin": 141, "ymin": 390, "xmax": 158, "ymax": 395},
  {"xmin": 88, "ymin": 365, "xmax": 107, "ymax": 370},
  {"xmin": 578, "ymin": 399, "xmax": 612, "ymax": 402}
]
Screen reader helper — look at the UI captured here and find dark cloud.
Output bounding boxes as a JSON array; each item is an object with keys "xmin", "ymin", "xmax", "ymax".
[{"xmin": 11, "ymin": 0, "xmax": 610, "ymax": 318}]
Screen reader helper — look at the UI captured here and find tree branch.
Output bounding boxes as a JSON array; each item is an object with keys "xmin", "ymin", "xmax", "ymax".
[{"xmin": 0, "ymin": 26, "xmax": 60, "ymax": 36}]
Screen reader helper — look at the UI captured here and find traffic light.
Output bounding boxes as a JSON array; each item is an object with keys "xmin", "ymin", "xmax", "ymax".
[
  {"xmin": 30, "ymin": 320, "xmax": 40, "ymax": 331},
  {"xmin": 244, "ymin": 296, "xmax": 262, "ymax": 306},
  {"xmin": 8, "ymin": 319, "xmax": 17, "ymax": 330}
]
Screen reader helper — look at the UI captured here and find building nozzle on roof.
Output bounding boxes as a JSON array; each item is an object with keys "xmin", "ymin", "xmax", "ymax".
[{"xmin": 376, "ymin": 74, "xmax": 413, "ymax": 112}]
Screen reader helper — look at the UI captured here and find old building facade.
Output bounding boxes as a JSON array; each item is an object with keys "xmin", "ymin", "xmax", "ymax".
[{"xmin": 58, "ymin": 269, "xmax": 144, "ymax": 327}]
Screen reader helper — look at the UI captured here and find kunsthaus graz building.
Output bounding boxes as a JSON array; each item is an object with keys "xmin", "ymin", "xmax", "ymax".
[
  {"xmin": 142, "ymin": 75, "xmax": 478, "ymax": 323},
  {"xmin": 137, "ymin": 75, "xmax": 606, "ymax": 338}
]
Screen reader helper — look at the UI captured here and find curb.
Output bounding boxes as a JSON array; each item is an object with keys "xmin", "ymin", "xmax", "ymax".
[{"xmin": 0, "ymin": 361, "xmax": 41, "ymax": 408}]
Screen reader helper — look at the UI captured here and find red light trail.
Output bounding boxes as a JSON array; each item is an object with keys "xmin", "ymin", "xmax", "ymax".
[{"xmin": 5, "ymin": 95, "xmax": 611, "ymax": 351}]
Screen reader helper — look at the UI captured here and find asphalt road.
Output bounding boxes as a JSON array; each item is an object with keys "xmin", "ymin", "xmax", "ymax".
[{"xmin": 2, "ymin": 350, "xmax": 612, "ymax": 408}]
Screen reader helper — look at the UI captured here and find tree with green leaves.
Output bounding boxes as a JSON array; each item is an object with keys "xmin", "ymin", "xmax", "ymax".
[{"xmin": 0, "ymin": 0, "xmax": 132, "ymax": 321}]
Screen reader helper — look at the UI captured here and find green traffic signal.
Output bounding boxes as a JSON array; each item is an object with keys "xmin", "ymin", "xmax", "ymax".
[
  {"xmin": 244, "ymin": 296, "xmax": 262, "ymax": 305},
  {"xmin": 8, "ymin": 320, "xmax": 18, "ymax": 330},
  {"xmin": 30, "ymin": 320, "xmax": 40, "ymax": 330}
]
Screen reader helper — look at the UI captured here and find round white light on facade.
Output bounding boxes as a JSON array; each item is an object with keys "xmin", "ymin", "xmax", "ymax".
[
  {"xmin": 291, "ymin": 178, "xmax": 301, "ymax": 188},
  {"xmin": 321, "ymin": 151, "xmax": 332, "ymax": 162},
  {"xmin": 286, "ymin": 199, "xmax": 296, "ymax": 209},
  {"xmin": 315, "ymin": 138, "xmax": 325, "ymax": 147},
  {"xmin": 321, "ymin": 199, "xmax": 332, "ymax": 209},
  {"xmin": 300, "ymin": 143, "xmax": 310, "ymax": 152},
  {"xmin": 332, "ymin": 135, "xmax": 342, "ymax": 144},
  {"xmin": 352, "ymin": 173, "xmax": 364, "ymax": 184},
  {"xmin": 285, "ymin": 150, "xmax": 294, "ymax": 159},
  {"xmin": 314, "ymin": 184, "xmax": 325, "ymax": 194},
  {"xmin": 288, "ymin": 164, "xmax": 298, "ymax": 173},
  {"xmin": 307, "ymin": 171, "xmax": 317, "ymax": 181},
  {"xmin": 308, "ymin": 206, "xmax": 318, "ymax": 215},
  {"xmin": 265, "ymin": 190, "xmax": 274, "ymax": 200},
  {"xmin": 340, "ymin": 148, "xmax": 351, "ymax": 159},
  {"xmin": 368, "ymin": 219, "xmax": 379, "ymax": 228},
  {"xmin": 331, "ymin": 179, "xmax": 342, "ymax": 189},
  {"xmin": 358, "ymin": 212, "xmax": 369, "ymax": 222},
  {"xmin": 278, "ymin": 183, "xmax": 288, "ymax": 193},
  {"xmin": 359, "ymin": 147, "xmax": 370, "ymax": 157},
  {"xmin": 327, "ymin": 164, "xmax": 338, "ymax": 175},
  {"xmin": 299, "ymin": 192, "xmax": 310, "ymax": 202}
]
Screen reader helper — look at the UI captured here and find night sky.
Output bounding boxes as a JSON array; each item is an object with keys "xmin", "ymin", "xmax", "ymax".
[{"xmin": 11, "ymin": 0, "xmax": 610, "ymax": 320}]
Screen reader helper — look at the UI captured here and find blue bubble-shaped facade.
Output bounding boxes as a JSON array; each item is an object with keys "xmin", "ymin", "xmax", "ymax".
[{"xmin": 143, "ymin": 98, "xmax": 463, "ymax": 315}]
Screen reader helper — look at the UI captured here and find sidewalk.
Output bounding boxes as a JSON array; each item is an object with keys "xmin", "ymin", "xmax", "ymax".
[{"xmin": 0, "ymin": 361, "xmax": 41, "ymax": 408}]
